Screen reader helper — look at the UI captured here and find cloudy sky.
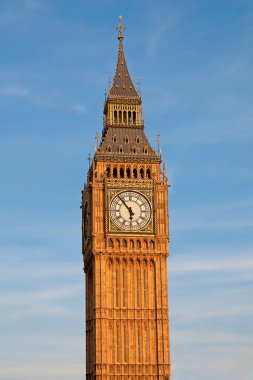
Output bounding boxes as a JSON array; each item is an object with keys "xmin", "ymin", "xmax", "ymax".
[{"xmin": 0, "ymin": 1, "xmax": 253, "ymax": 379}]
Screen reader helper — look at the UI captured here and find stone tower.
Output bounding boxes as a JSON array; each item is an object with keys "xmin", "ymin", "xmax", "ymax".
[{"xmin": 81, "ymin": 17, "xmax": 170, "ymax": 380}]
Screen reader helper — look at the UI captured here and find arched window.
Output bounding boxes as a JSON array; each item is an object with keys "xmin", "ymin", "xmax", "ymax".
[
  {"xmin": 133, "ymin": 111, "xmax": 136, "ymax": 123},
  {"xmin": 128, "ymin": 111, "xmax": 132, "ymax": 122},
  {"xmin": 122, "ymin": 268, "xmax": 127, "ymax": 308},
  {"xmin": 122, "ymin": 239, "xmax": 127, "ymax": 248},
  {"xmin": 143, "ymin": 269, "xmax": 148, "ymax": 308},
  {"xmin": 136, "ymin": 240, "xmax": 141, "ymax": 248},
  {"xmin": 106, "ymin": 166, "xmax": 111, "ymax": 177},
  {"xmin": 150, "ymin": 240, "xmax": 155, "ymax": 249},
  {"xmin": 126, "ymin": 167, "xmax": 131, "ymax": 178},
  {"xmin": 125, "ymin": 135, "xmax": 129, "ymax": 143},
  {"xmin": 120, "ymin": 167, "xmax": 124, "ymax": 178},
  {"xmin": 136, "ymin": 136, "xmax": 140, "ymax": 144},
  {"xmin": 144, "ymin": 324, "xmax": 149, "ymax": 362},
  {"xmin": 119, "ymin": 110, "xmax": 122, "ymax": 122},
  {"xmin": 137, "ymin": 326, "xmax": 141, "ymax": 362},
  {"xmin": 133, "ymin": 168, "xmax": 138, "ymax": 178},
  {"xmin": 119, "ymin": 146, "xmax": 123, "ymax": 153},
  {"xmin": 116, "ymin": 324, "xmax": 120, "ymax": 362},
  {"xmin": 146, "ymin": 168, "xmax": 151, "ymax": 179},
  {"xmin": 123, "ymin": 111, "xmax": 127, "ymax": 122},
  {"xmin": 140, "ymin": 168, "xmax": 144, "ymax": 179},
  {"xmin": 123, "ymin": 324, "xmax": 128, "ymax": 362},
  {"xmin": 114, "ymin": 110, "xmax": 117, "ymax": 123},
  {"xmin": 136, "ymin": 267, "xmax": 141, "ymax": 308},
  {"xmin": 113, "ymin": 135, "xmax": 117, "ymax": 143},
  {"xmin": 116, "ymin": 269, "xmax": 120, "ymax": 307},
  {"xmin": 144, "ymin": 147, "xmax": 148, "ymax": 154},
  {"xmin": 113, "ymin": 167, "xmax": 117, "ymax": 178},
  {"xmin": 132, "ymin": 147, "xmax": 136, "ymax": 154},
  {"xmin": 108, "ymin": 239, "xmax": 113, "ymax": 248},
  {"xmin": 107, "ymin": 146, "xmax": 112, "ymax": 152},
  {"xmin": 130, "ymin": 239, "xmax": 134, "ymax": 249}
]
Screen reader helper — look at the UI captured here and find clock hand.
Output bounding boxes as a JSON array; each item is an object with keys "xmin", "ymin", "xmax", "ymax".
[
  {"xmin": 118, "ymin": 195, "xmax": 135, "ymax": 220},
  {"xmin": 128, "ymin": 206, "xmax": 134, "ymax": 221}
]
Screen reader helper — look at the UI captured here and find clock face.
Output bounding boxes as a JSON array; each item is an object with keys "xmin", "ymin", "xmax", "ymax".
[{"xmin": 110, "ymin": 191, "xmax": 151, "ymax": 231}]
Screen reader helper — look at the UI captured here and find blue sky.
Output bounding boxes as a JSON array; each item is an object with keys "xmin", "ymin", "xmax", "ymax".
[{"xmin": 0, "ymin": 1, "xmax": 253, "ymax": 379}]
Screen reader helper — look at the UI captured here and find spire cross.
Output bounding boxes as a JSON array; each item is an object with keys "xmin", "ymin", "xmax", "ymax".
[{"xmin": 117, "ymin": 15, "xmax": 126, "ymax": 39}]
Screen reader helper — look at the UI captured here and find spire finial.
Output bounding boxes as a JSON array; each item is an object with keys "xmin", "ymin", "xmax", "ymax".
[
  {"xmin": 117, "ymin": 15, "xmax": 125, "ymax": 40},
  {"xmin": 156, "ymin": 134, "xmax": 161, "ymax": 156}
]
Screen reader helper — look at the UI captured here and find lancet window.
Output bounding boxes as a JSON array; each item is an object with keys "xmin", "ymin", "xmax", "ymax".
[
  {"xmin": 122, "ymin": 268, "xmax": 127, "ymax": 307},
  {"xmin": 106, "ymin": 166, "xmax": 111, "ymax": 177},
  {"xmin": 113, "ymin": 167, "xmax": 117, "ymax": 178},
  {"xmin": 116, "ymin": 324, "xmax": 120, "ymax": 362},
  {"xmin": 137, "ymin": 326, "xmax": 141, "ymax": 362}
]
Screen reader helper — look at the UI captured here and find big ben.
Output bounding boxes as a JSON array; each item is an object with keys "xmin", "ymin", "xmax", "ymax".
[{"xmin": 81, "ymin": 17, "xmax": 170, "ymax": 380}]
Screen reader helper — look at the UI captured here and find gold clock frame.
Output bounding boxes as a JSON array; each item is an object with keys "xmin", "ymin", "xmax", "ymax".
[{"xmin": 106, "ymin": 187, "xmax": 155, "ymax": 235}]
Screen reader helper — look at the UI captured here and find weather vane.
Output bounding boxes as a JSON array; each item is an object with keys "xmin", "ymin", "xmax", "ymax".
[{"xmin": 116, "ymin": 15, "xmax": 126, "ymax": 39}]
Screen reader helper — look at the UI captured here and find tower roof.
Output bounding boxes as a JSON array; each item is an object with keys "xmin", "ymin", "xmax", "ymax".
[
  {"xmin": 97, "ymin": 17, "xmax": 160, "ymax": 163},
  {"xmin": 109, "ymin": 17, "xmax": 139, "ymax": 98}
]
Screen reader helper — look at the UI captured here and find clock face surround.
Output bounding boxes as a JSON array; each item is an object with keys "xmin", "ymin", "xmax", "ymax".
[{"xmin": 110, "ymin": 190, "xmax": 151, "ymax": 231}]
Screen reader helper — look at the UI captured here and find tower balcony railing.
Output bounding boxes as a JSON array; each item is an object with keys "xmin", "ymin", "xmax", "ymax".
[{"xmin": 103, "ymin": 118, "xmax": 144, "ymax": 128}]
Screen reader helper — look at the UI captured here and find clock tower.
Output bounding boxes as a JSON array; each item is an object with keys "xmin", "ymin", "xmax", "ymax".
[{"xmin": 82, "ymin": 17, "xmax": 170, "ymax": 380}]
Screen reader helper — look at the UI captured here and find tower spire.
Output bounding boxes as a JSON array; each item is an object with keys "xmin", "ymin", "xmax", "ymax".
[{"xmin": 109, "ymin": 16, "xmax": 139, "ymax": 98}]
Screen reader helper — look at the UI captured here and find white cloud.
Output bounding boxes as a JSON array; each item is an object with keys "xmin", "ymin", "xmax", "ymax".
[
  {"xmin": 0, "ymin": 283, "xmax": 84, "ymax": 322},
  {"xmin": 170, "ymin": 256, "xmax": 253, "ymax": 274},
  {"xmin": 0, "ymin": 365, "xmax": 84, "ymax": 380},
  {"xmin": 170, "ymin": 199, "xmax": 253, "ymax": 231},
  {"xmin": 24, "ymin": 0, "xmax": 42, "ymax": 10},
  {"xmin": 171, "ymin": 342, "xmax": 253, "ymax": 380},
  {"xmin": 172, "ymin": 218, "xmax": 253, "ymax": 231},
  {"xmin": 172, "ymin": 330, "xmax": 253, "ymax": 346},
  {"xmin": 0, "ymin": 85, "xmax": 29, "ymax": 97},
  {"xmin": 0, "ymin": 263, "xmax": 80, "ymax": 281},
  {"xmin": 72, "ymin": 103, "xmax": 87, "ymax": 114},
  {"xmin": 171, "ymin": 301, "xmax": 253, "ymax": 323},
  {"xmin": 146, "ymin": 23, "xmax": 170, "ymax": 54}
]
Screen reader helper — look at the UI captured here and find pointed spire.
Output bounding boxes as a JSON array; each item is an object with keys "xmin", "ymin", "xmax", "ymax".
[{"xmin": 109, "ymin": 16, "xmax": 139, "ymax": 98}]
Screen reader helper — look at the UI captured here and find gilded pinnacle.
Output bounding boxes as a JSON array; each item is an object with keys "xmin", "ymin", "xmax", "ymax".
[{"xmin": 117, "ymin": 15, "xmax": 125, "ymax": 40}]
